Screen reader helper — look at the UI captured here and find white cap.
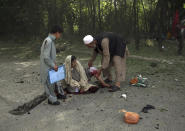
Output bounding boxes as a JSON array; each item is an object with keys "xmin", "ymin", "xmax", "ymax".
[
  {"xmin": 89, "ymin": 67, "xmax": 97, "ymax": 73},
  {"xmin": 83, "ymin": 35, "xmax": 94, "ymax": 45}
]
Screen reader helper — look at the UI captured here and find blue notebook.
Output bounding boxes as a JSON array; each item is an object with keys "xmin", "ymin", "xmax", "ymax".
[{"xmin": 48, "ymin": 65, "xmax": 65, "ymax": 84}]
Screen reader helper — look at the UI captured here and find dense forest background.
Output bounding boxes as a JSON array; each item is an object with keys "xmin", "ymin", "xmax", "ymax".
[{"xmin": 0, "ymin": 0, "xmax": 184, "ymax": 45}]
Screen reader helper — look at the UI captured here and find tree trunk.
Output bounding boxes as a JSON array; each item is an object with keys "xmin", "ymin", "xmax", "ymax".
[
  {"xmin": 92, "ymin": 0, "xmax": 96, "ymax": 34},
  {"xmin": 86, "ymin": 0, "xmax": 92, "ymax": 32},
  {"xmin": 78, "ymin": 0, "xmax": 83, "ymax": 35},
  {"xmin": 97, "ymin": 0, "xmax": 102, "ymax": 32},
  {"xmin": 114, "ymin": 0, "xmax": 118, "ymax": 31},
  {"xmin": 47, "ymin": 0, "xmax": 57, "ymax": 32},
  {"xmin": 133, "ymin": 0, "xmax": 140, "ymax": 50},
  {"xmin": 177, "ymin": 29, "xmax": 184, "ymax": 55},
  {"xmin": 140, "ymin": 0, "xmax": 148, "ymax": 32}
]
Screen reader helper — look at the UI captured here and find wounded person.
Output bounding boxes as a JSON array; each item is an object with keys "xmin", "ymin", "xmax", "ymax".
[
  {"xmin": 64, "ymin": 55, "xmax": 98, "ymax": 94},
  {"xmin": 86, "ymin": 66, "xmax": 111, "ymax": 88}
]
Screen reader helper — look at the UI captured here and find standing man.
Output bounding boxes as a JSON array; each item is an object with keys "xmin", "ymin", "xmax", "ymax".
[
  {"xmin": 83, "ymin": 32, "xmax": 129, "ymax": 92},
  {"xmin": 40, "ymin": 25, "xmax": 63, "ymax": 105}
]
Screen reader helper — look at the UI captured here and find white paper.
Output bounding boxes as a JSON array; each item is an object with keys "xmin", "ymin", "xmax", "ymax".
[{"xmin": 48, "ymin": 65, "xmax": 65, "ymax": 84}]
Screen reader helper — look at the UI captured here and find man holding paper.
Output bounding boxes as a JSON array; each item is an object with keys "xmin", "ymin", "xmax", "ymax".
[{"xmin": 40, "ymin": 25, "xmax": 63, "ymax": 105}]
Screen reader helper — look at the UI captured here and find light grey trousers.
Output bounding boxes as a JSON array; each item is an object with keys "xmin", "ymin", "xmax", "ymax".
[
  {"xmin": 44, "ymin": 78, "xmax": 57, "ymax": 103},
  {"xmin": 103, "ymin": 55, "xmax": 126, "ymax": 82}
]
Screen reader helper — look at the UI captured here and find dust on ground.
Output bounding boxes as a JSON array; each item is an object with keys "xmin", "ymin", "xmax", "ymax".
[{"xmin": 0, "ymin": 39, "xmax": 185, "ymax": 131}]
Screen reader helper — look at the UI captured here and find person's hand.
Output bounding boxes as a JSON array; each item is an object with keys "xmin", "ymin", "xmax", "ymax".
[
  {"xmin": 80, "ymin": 88, "xmax": 85, "ymax": 94},
  {"xmin": 102, "ymin": 83, "xmax": 111, "ymax": 87},
  {"xmin": 88, "ymin": 60, "xmax": 93, "ymax": 67},
  {"xmin": 97, "ymin": 69, "xmax": 102, "ymax": 77},
  {"xmin": 54, "ymin": 65, "xmax": 58, "ymax": 72}
]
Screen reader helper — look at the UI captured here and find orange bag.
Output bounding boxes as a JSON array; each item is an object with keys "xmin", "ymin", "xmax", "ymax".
[
  {"xmin": 130, "ymin": 77, "xmax": 138, "ymax": 84},
  {"xmin": 120, "ymin": 109, "xmax": 140, "ymax": 124}
]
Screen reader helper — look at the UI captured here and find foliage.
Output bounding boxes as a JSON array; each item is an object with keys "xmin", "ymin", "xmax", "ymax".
[{"xmin": 0, "ymin": 0, "xmax": 184, "ymax": 40}]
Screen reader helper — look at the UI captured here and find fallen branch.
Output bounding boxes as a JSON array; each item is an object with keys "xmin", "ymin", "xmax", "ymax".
[{"xmin": 9, "ymin": 93, "xmax": 47, "ymax": 115}]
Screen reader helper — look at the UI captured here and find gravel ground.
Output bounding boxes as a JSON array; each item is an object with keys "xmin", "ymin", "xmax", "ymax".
[{"xmin": 0, "ymin": 41, "xmax": 185, "ymax": 131}]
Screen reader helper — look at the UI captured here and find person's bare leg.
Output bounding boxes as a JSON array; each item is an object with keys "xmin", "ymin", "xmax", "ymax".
[{"xmin": 114, "ymin": 55, "xmax": 126, "ymax": 88}]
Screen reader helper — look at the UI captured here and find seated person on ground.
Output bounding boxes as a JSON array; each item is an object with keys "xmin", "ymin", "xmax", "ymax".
[{"xmin": 64, "ymin": 55, "xmax": 98, "ymax": 94}]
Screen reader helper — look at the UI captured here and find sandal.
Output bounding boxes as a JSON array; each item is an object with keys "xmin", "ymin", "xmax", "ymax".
[{"xmin": 109, "ymin": 85, "xmax": 121, "ymax": 92}]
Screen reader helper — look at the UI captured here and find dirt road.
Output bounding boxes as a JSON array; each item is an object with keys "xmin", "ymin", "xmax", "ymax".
[{"xmin": 0, "ymin": 41, "xmax": 185, "ymax": 131}]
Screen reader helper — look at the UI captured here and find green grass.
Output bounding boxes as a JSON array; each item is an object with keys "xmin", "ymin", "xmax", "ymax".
[
  {"xmin": 128, "ymin": 39, "xmax": 185, "ymax": 61},
  {"xmin": 0, "ymin": 37, "xmax": 184, "ymax": 64}
]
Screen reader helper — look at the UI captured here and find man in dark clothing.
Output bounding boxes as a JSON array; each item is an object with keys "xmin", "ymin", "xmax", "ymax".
[{"xmin": 83, "ymin": 32, "xmax": 129, "ymax": 92}]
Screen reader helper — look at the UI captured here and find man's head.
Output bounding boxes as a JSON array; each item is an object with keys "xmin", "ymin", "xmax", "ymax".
[
  {"xmin": 71, "ymin": 55, "xmax": 77, "ymax": 68},
  {"xmin": 50, "ymin": 25, "xmax": 63, "ymax": 39},
  {"xmin": 83, "ymin": 35, "xmax": 96, "ymax": 48}
]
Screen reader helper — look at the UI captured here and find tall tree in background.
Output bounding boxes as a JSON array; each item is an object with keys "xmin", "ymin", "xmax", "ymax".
[
  {"xmin": 47, "ymin": 0, "xmax": 57, "ymax": 32},
  {"xmin": 133, "ymin": 0, "xmax": 140, "ymax": 50},
  {"xmin": 97, "ymin": 0, "xmax": 102, "ymax": 32},
  {"xmin": 0, "ymin": 0, "xmax": 184, "ymax": 52}
]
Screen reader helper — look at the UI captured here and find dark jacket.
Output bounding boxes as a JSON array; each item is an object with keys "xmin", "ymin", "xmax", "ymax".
[{"xmin": 94, "ymin": 32, "xmax": 126, "ymax": 57}]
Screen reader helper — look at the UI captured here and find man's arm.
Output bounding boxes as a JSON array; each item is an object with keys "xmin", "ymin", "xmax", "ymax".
[
  {"xmin": 90, "ymin": 50, "xmax": 98, "ymax": 62},
  {"xmin": 43, "ymin": 40, "xmax": 55, "ymax": 68},
  {"xmin": 88, "ymin": 50, "xmax": 97, "ymax": 67},
  {"xmin": 96, "ymin": 38, "xmax": 110, "ymax": 77},
  {"xmin": 95, "ymin": 75, "xmax": 110, "ymax": 87},
  {"xmin": 101, "ymin": 38, "xmax": 110, "ymax": 70}
]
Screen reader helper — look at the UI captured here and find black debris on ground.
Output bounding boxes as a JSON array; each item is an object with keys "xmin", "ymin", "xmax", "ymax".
[
  {"xmin": 9, "ymin": 93, "xmax": 47, "ymax": 115},
  {"xmin": 141, "ymin": 104, "xmax": 155, "ymax": 113}
]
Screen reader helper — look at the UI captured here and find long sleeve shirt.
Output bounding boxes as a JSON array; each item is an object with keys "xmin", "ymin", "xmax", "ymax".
[
  {"xmin": 90, "ymin": 38, "xmax": 110, "ymax": 69},
  {"xmin": 90, "ymin": 38, "xmax": 129, "ymax": 70},
  {"xmin": 40, "ymin": 34, "xmax": 56, "ymax": 83}
]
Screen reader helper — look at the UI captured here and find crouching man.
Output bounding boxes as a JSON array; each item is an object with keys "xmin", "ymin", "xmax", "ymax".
[{"xmin": 83, "ymin": 32, "xmax": 129, "ymax": 92}]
